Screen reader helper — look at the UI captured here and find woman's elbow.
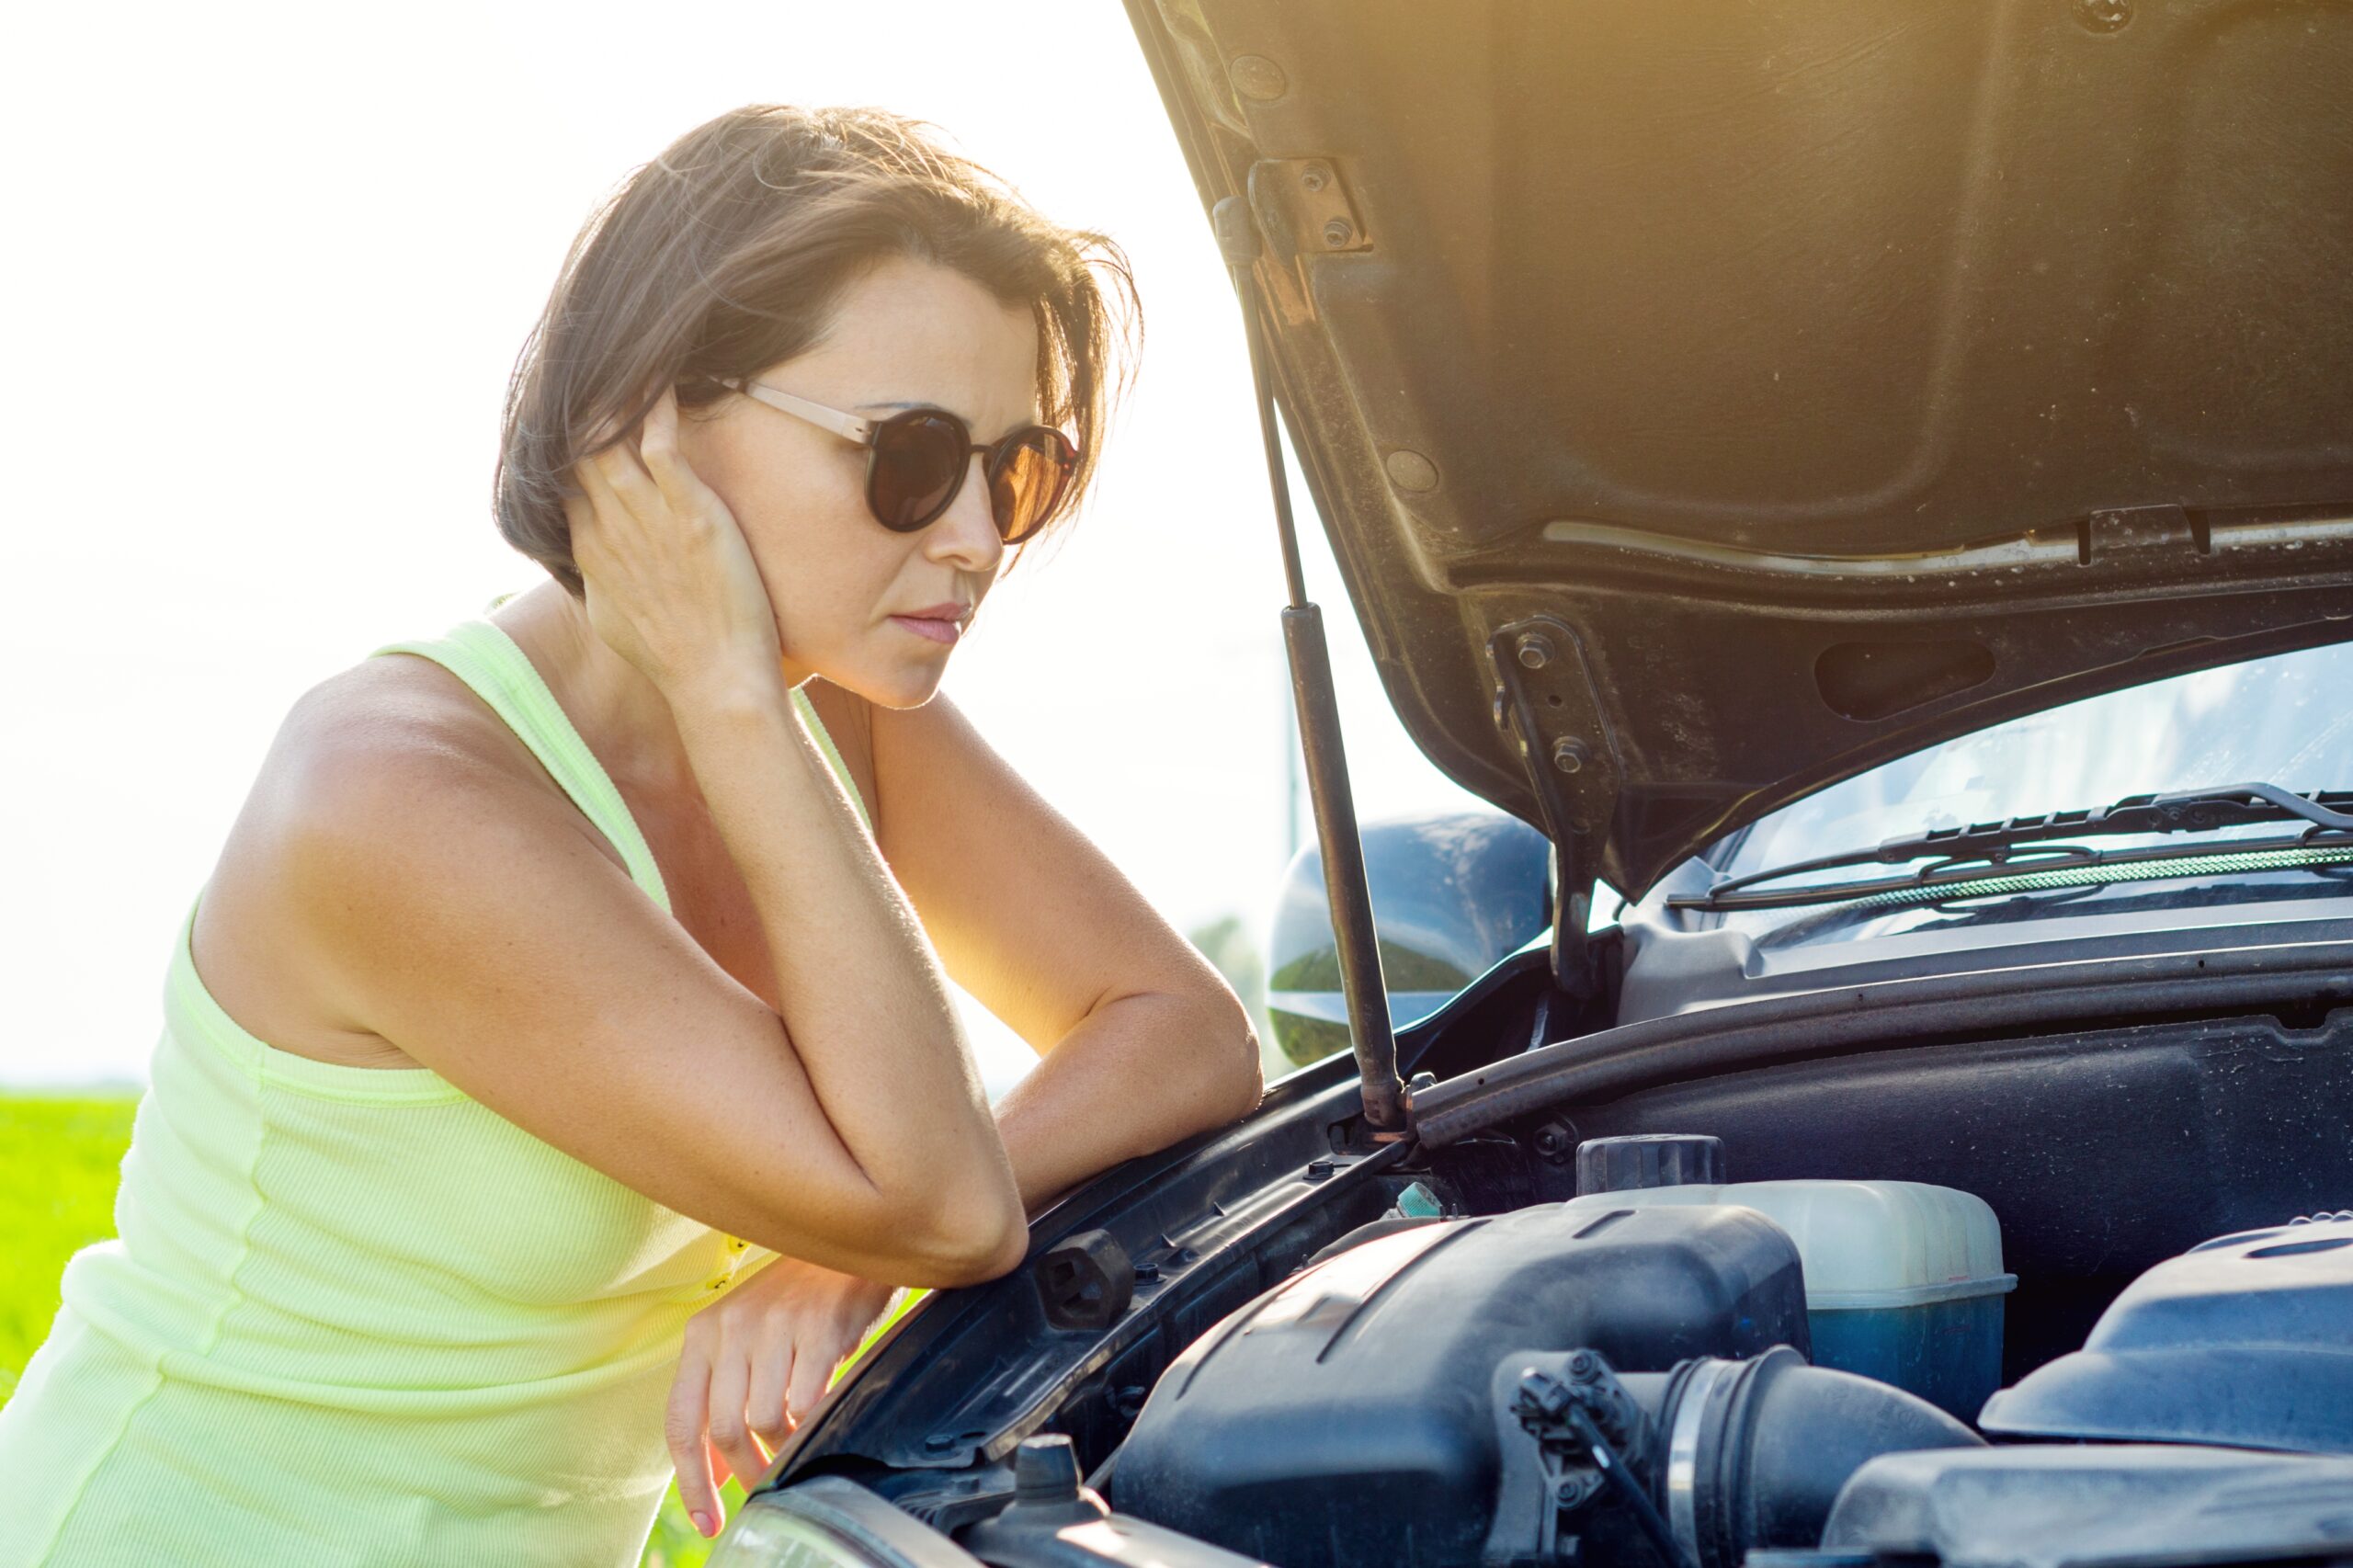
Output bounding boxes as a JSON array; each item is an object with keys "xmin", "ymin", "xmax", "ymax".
[
  {"xmin": 967, "ymin": 1205, "xmax": 1034, "ymax": 1283},
  {"xmin": 894, "ymin": 1179, "xmax": 1030, "ymax": 1289},
  {"xmin": 1198, "ymin": 992, "xmax": 1266, "ymax": 1128}
]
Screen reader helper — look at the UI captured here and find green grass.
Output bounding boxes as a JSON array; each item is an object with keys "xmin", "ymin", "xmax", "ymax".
[
  {"xmin": 0, "ymin": 1095, "xmax": 138, "ymax": 1404},
  {"xmin": 0, "ymin": 1090, "xmax": 749, "ymax": 1565}
]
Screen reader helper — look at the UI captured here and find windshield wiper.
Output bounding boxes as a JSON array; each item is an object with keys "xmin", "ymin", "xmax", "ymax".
[{"xmin": 1671, "ymin": 782, "xmax": 2353, "ymax": 913}]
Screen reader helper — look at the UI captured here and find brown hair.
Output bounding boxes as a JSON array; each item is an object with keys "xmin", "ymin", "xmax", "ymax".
[{"xmin": 494, "ymin": 105, "xmax": 1140, "ymax": 595}]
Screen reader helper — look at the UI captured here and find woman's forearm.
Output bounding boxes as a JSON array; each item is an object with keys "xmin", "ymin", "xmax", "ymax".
[
  {"xmin": 668, "ymin": 677, "xmax": 1022, "ymax": 1257},
  {"xmin": 987, "ymin": 990, "xmax": 1263, "ymax": 1215}
]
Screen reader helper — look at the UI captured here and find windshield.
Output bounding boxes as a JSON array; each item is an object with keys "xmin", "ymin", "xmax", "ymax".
[{"xmin": 1693, "ymin": 639, "xmax": 2353, "ymax": 935}]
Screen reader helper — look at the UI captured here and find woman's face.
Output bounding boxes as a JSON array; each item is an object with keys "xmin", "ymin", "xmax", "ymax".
[{"xmin": 676, "ymin": 255, "xmax": 1044, "ymax": 709}]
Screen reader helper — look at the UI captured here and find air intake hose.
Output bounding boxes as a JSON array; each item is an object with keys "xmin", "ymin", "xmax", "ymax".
[{"xmin": 1487, "ymin": 1347, "xmax": 1982, "ymax": 1568}]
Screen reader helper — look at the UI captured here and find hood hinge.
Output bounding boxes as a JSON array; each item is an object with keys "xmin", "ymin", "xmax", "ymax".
[{"xmin": 1487, "ymin": 616, "xmax": 1621, "ymax": 999}]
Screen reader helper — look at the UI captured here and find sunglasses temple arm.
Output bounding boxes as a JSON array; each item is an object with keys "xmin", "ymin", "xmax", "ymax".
[
  {"xmin": 1213, "ymin": 196, "xmax": 1408, "ymax": 1139},
  {"xmin": 732, "ymin": 380, "xmax": 875, "ymax": 443}
]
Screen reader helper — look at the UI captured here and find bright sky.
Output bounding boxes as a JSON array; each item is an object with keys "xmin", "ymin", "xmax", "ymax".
[{"xmin": 0, "ymin": 1, "xmax": 1484, "ymax": 1090}]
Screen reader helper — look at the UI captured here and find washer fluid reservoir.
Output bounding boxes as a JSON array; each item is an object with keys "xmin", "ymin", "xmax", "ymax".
[{"xmin": 1562, "ymin": 1153, "xmax": 2014, "ymax": 1422}]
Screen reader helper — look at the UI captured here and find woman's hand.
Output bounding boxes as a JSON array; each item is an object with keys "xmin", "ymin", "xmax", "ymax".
[
  {"xmin": 666, "ymin": 1255, "xmax": 897, "ymax": 1538},
  {"xmin": 566, "ymin": 386, "xmax": 785, "ymax": 701}
]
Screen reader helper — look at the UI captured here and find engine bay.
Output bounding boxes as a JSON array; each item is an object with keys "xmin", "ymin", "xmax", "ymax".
[
  {"xmin": 942, "ymin": 1164, "xmax": 2353, "ymax": 1568},
  {"xmin": 1088, "ymin": 1145, "xmax": 2353, "ymax": 1568},
  {"xmin": 767, "ymin": 988, "xmax": 2353, "ymax": 1568}
]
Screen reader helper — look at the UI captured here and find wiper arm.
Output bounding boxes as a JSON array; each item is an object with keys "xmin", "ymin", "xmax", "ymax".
[
  {"xmin": 1881, "ymin": 781, "xmax": 2353, "ymax": 859},
  {"xmin": 1673, "ymin": 782, "xmax": 2353, "ymax": 913}
]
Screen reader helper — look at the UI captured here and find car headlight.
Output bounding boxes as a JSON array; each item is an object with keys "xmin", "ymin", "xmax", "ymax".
[{"xmin": 708, "ymin": 1477, "xmax": 979, "ymax": 1568}]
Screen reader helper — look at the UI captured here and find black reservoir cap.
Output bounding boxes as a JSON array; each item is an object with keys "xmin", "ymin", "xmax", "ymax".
[{"xmin": 1574, "ymin": 1133, "xmax": 1724, "ymax": 1196}]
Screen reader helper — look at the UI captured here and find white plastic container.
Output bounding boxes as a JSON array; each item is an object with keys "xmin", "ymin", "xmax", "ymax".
[{"xmin": 1558, "ymin": 1180, "xmax": 2016, "ymax": 1420}]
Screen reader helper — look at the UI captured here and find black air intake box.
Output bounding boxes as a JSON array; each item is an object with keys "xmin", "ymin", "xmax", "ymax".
[{"xmin": 1113, "ymin": 1203, "xmax": 1809, "ymax": 1568}]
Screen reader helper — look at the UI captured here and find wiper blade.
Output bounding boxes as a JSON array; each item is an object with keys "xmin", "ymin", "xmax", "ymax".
[
  {"xmin": 1673, "ymin": 782, "xmax": 2353, "ymax": 913},
  {"xmin": 1675, "ymin": 833, "xmax": 2353, "ymax": 914}
]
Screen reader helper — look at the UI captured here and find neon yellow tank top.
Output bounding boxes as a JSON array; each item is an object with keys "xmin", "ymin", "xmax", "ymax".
[{"xmin": 0, "ymin": 617, "xmax": 873, "ymax": 1566}]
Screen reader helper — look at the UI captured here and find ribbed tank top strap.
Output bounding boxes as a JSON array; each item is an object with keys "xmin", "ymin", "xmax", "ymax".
[
  {"xmin": 791, "ymin": 686, "xmax": 873, "ymax": 836},
  {"xmin": 369, "ymin": 620, "xmax": 673, "ymax": 915}
]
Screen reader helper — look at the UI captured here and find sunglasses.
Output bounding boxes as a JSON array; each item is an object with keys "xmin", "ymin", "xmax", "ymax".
[{"xmin": 715, "ymin": 377, "xmax": 1077, "ymax": 544}]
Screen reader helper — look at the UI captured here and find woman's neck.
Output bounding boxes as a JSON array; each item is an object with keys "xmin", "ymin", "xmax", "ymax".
[{"xmin": 492, "ymin": 581, "xmax": 706, "ymax": 805}]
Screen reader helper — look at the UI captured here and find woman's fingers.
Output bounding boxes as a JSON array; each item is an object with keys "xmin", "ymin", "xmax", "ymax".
[
  {"xmin": 638, "ymin": 389, "xmax": 693, "ymax": 517},
  {"xmin": 639, "ymin": 386, "xmax": 678, "ymax": 449},
  {"xmin": 573, "ymin": 451, "xmax": 631, "ymax": 550},
  {"xmin": 704, "ymin": 1339, "xmax": 767, "ymax": 1491},
  {"xmin": 561, "ymin": 387, "xmax": 782, "ymax": 697},
  {"xmin": 573, "ymin": 433, "xmax": 684, "ymax": 610},
  {"xmin": 589, "ymin": 437, "xmax": 670, "ymax": 534},
  {"xmin": 786, "ymin": 1335, "xmax": 837, "ymax": 1429},
  {"xmin": 662, "ymin": 1263, "xmax": 903, "ymax": 1547},
  {"xmin": 745, "ymin": 1333, "xmax": 797, "ymax": 1451},
  {"xmin": 665, "ymin": 1334, "xmax": 722, "ymax": 1537},
  {"xmin": 639, "ymin": 388, "xmax": 728, "ymax": 525},
  {"xmin": 561, "ymin": 492, "xmax": 597, "ymax": 564}
]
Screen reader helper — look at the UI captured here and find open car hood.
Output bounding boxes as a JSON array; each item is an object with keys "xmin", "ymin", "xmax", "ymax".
[{"xmin": 1124, "ymin": 0, "xmax": 2353, "ymax": 901}]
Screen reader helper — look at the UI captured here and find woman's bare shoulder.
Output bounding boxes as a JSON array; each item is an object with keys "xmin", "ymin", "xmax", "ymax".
[
  {"xmin": 246, "ymin": 653, "xmax": 566, "ymax": 849},
  {"xmin": 193, "ymin": 653, "xmax": 585, "ymax": 1064}
]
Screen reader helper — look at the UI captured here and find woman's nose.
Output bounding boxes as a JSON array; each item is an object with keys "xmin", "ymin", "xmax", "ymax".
[{"xmin": 924, "ymin": 452, "xmax": 1006, "ymax": 573}]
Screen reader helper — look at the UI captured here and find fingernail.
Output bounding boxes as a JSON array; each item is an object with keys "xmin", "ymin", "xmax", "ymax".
[{"xmin": 691, "ymin": 1510, "xmax": 714, "ymax": 1538}]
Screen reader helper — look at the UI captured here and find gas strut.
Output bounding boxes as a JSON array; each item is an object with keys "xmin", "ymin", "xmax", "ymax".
[{"xmin": 1212, "ymin": 195, "xmax": 1408, "ymax": 1135}]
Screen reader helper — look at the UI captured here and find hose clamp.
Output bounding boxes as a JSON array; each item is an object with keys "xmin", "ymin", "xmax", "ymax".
[{"xmin": 1666, "ymin": 1357, "xmax": 1733, "ymax": 1565}]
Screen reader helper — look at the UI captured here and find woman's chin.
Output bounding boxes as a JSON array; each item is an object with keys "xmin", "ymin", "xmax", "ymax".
[{"xmin": 831, "ymin": 660, "xmax": 949, "ymax": 711}]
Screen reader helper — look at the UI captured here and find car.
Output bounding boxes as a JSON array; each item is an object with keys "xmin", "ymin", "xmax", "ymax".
[{"xmin": 701, "ymin": 4, "xmax": 2353, "ymax": 1566}]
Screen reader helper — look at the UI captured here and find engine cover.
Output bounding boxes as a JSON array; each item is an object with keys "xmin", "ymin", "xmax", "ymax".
[
  {"xmin": 1980, "ymin": 1210, "xmax": 2353, "ymax": 1451},
  {"xmin": 1113, "ymin": 1204, "xmax": 1810, "ymax": 1568}
]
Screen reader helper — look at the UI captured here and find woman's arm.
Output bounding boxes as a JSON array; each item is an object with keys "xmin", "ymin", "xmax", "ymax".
[
  {"xmin": 270, "ymin": 395, "xmax": 1026, "ymax": 1288},
  {"xmin": 659, "ymin": 644, "xmax": 1261, "ymax": 1539},
  {"xmin": 665, "ymin": 954, "xmax": 1253, "ymax": 1512},
  {"xmin": 870, "ymin": 688, "xmax": 1267, "ymax": 1205}
]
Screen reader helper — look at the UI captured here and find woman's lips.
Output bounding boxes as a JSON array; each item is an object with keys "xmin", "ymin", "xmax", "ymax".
[{"xmin": 889, "ymin": 613, "xmax": 963, "ymax": 646}]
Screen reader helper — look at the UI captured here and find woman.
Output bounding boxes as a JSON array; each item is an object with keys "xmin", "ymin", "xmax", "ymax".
[{"xmin": 0, "ymin": 105, "xmax": 1263, "ymax": 1564}]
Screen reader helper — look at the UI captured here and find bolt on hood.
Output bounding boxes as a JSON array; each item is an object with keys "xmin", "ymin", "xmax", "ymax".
[{"xmin": 1125, "ymin": 0, "xmax": 2353, "ymax": 899}]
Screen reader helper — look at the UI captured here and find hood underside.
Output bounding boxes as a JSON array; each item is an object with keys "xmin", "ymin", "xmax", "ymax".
[{"xmin": 1125, "ymin": 0, "xmax": 2353, "ymax": 898}]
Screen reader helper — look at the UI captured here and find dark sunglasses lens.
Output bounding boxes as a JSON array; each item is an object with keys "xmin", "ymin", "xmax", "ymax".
[
  {"xmin": 869, "ymin": 414, "xmax": 968, "ymax": 531},
  {"xmin": 989, "ymin": 430, "xmax": 1077, "ymax": 542}
]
